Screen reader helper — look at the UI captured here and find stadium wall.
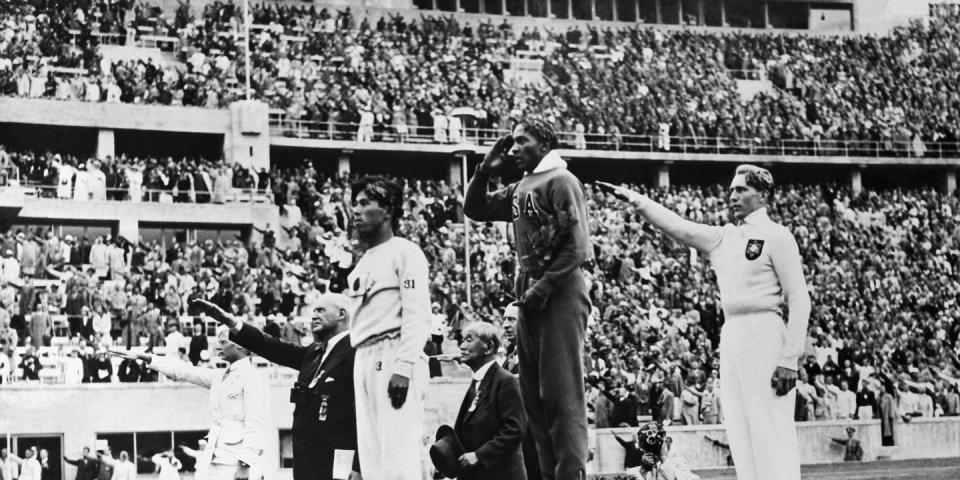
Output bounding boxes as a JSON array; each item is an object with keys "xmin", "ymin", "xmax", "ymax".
[
  {"xmin": 153, "ymin": 0, "xmax": 938, "ymax": 33},
  {"xmin": 854, "ymin": 0, "xmax": 930, "ymax": 33},
  {"xmin": 4, "ymin": 379, "xmax": 960, "ymax": 478},
  {"xmin": 0, "ymin": 98, "xmax": 270, "ymax": 170},
  {"xmin": 0, "ymin": 196, "xmax": 279, "ymax": 242}
]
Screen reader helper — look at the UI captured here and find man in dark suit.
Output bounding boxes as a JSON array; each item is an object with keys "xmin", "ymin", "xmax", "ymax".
[
  {"xmin": 192, "ymin": 296, "xmax": 358, "ymax": 480},
  {"xmin": 63, "ymin": 447, "xmax": 99, "ymax": 480},
  {"xmin": 452, "ymin": 321, "xmax": 526, "ymax": 480}
]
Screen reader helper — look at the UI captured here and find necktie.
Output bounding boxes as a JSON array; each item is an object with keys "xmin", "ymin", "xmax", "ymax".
[
  {"xmin": 466, "ymin": 379, "xmax": 479, "ymax": 412},
  {"xmin": 308, "ymin": 346, "xmax": 327, "ymax": 388}
]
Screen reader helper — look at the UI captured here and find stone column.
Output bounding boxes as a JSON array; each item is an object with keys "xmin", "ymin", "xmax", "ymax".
[
  {"xmin": 850, "ymin": 165, "xmax": 863, "ymax": 196},
  {"xmin": 657, "ymin": 163, "xmax": 671, "ymax": 189},
  {"xmin": 338, "ymin": 150, "xmax": 353, "ymax": 177},
  {"xmin": 941, "ymin": 168, "xmax": 957, "ymax": 195},
  {"xmin": 96, "ymin": 129, "xmax": 115, "ymax": 160}
]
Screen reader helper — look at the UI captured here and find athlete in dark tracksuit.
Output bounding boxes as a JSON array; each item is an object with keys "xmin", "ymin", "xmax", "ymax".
[{"xmin": 464, "ymin": 122, "xmax": 592, "ymax": 480}]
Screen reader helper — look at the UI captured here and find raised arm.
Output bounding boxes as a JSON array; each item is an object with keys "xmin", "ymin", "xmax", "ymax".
[
  {"xmin": 598, "ymin": 182, "xmax": 724, "ymax": 253},
  {"xmin": 111, "ymin": 349, "xmax": 218, "ymax": 388},
  {"xmin": 191, "ymin": 299, "xmax": 306, "ymax": 370},
  {"xmin": 614, "ymin": 434, "xmax": 633, "ymax": 448},
  {"xmin": 463, "ymin": 135, "xmax": 517, "ymax": 222},
  {"xmin": 230, "ymin": 322, "xmax": 307, "ymax": 371},
  {"xmin": 463, "ymin": 170, "xmax": 515, "ymax": 223},
  {"xmin": 770, "ymin": 228, "xmax": 811, "ymax": 370}
]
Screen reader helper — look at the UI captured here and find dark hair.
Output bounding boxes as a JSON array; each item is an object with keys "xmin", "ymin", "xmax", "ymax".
[
  {"xmin": 516, "ymin": 118, "xmax": 559, "ymax": 151},
  {"xmin": 351, "ymin": 176, "xmax": 403, "ymax": 232}
]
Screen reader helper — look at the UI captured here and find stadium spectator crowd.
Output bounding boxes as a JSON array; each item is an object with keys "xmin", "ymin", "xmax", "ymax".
[
  {"xmin": 1, "ymin": 0, "xmax": 960, "ymax": 432},
  {"xmin": 0, "ymin": 155, "xmax": 958, "ymax": 431},
  {"xmin": 0, "ymin": 144, "xmax": 268, "ymax": 202},
  {"xmin": 4, "ymin": 1, "xmax": 960, "ymax": 156}
]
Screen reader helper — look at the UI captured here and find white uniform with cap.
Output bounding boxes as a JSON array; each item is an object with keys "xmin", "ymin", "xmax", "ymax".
[
  {"xmin": 622, "ymin": 174, "xmax": 810, "ymax": 480},
  {"xmin": 147, "ymin": 355, "xmax": 268, "ymax": 480}
]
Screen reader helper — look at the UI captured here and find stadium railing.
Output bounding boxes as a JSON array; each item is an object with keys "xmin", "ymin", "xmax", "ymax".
[
  {"xmin": 8, "ymin": 185, "xmax": 272, "ymax": 204},
  {"xmin": 268, "ymin": 117, "xmax": 960, "ymax": 159}
]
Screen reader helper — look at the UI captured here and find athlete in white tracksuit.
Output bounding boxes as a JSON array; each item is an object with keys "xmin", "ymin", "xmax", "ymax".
[
  {"xmin": 345, "ymin": 177, "xmax": 431, "ymax": 480},
  {"xmin": 602, "ymin": 164, "xmax": 810, "ymax": 480}
]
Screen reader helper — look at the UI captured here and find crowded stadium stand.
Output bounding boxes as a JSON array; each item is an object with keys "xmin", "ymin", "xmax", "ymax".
[{"xmin": 2, "ymin": 0, "xmax": 960, "ymax": 478}]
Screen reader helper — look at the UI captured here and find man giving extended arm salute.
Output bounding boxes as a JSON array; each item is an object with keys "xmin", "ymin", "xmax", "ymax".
[{"xmin": 599, "ymin": 164, "xmax": 810, "ymax": 480}]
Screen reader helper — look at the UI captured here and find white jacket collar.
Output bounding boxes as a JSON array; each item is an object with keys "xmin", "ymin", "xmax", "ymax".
[
  {"xmin": 529, "ymin": 151, "xmax": 567, "ymax": 175},
  {"xmin": 742, "ymin": 207, "xmax": 770, "ymax": 225}
]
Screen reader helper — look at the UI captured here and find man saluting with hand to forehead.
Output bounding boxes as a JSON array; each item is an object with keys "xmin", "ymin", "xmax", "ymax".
[
  {"xmin": 464, "ymin": 119, "xmax": 592, "ymax": 480},
  {"xmin": 599, "ymin": 164, "xmax": 810, "ymax": 480}
]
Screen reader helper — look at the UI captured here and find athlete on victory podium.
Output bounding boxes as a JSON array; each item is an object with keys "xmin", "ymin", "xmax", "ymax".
[
  {"xmin": 599, "ymin": 164, "xmax": 810, "ymax": 480},
  {"xmin": 464, "ymin": 119, "xmax": 593, "ymax": 480}
]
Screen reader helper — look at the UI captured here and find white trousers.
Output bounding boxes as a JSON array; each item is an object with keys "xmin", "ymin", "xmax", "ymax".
[
  {"xmin": 354, "ymin": 337, "xmax": 428, "ymax": 480},
  {"xmin": 719, "ymin": 313, "xmax": 800, "ymax": 480},
  {"xmin": 196, "ymin": 464, "xmax": 247, "ymax": 480}
]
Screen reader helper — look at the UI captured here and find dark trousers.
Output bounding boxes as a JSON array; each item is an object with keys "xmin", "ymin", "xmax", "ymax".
[
  {"xmin": 522, "ymin": 431, "xmax": 543, "ymax": 480},
  {"xmin": 517, "ymin": 269, "xmax": 588, "ymax": 480},
  {"xmin": 294, "ymin": 447, "xmax": 335, "ymax": 480}
]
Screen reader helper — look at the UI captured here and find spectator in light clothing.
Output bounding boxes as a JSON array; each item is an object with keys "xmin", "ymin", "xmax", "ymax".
[
  {"xmin": 63, "ymin": 349, "xmax": 85, "ymax": 384},
  {"xmin": 92, "ymin": 305, "xmax": 112, "ymax": 344},
  {"xmin": 150, "ymin": 452, "xmax": 181, "ymax": 480},
  {"xmin": 836, "ymin": 380, "xmax": 857, "ymax": 419},
  {"xmin": 164, "ymin": 323, "xmax": 187, "ymax": 359},
  {"xmin": 19, "ymin": 449, "xmax": 41, "ymax": 480},
  {"xmin": 700, "ymin": 381, "xmax": 721, "ymax": 424},
  {"xmin": 1, "ymin": 447, "xmax": 23, "ymax": 480},
  {"xmin": 89, "ymin": 238, "xmax": 109, "ymax": 278},
  {"xmin": 99, "ymin": 452, "xmax": 135, "ymax": 480},
  {"xmin": 0, "ymin": 249, "xmax": 20, "ymax": 284},
  {"xmin": 357, "ymin": 108, "xmax": 374, "ymax": 142}
]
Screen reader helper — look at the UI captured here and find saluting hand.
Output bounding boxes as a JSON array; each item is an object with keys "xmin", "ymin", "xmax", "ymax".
[
  {"xmin": 480, "ymin": 134, "xmax": 515, "ymax": 172},
  {"xmin": 388, "ymin": 374, "xmax": 410, "ymax": 409},
  {"xmin": 190, "ymin": 299, "xmax": 236, "ymax": 328},
  {"xmin": 771, "ymin": 366, "xmax": 798, "ymax": 396}
]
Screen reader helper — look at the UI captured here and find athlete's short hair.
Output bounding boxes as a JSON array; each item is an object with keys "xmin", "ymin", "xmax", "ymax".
[
  {"xmin": 352, "ymin": 176, "xmax": 403, "ymax": 232},
  {"xmin": 462, "ymin": 321, "xmax": 502, "ymax": 355},
  {"xmin": 734, "ymin": 164, "xmax": 774, "ymax": 197},
  {"xmin": 515, "ymin": 118, "xmax": 559, "ymax": 151}
]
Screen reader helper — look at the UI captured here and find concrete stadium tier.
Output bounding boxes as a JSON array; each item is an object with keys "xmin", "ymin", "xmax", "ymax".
[
  {"xmin": 0, "ymin": 98, "xmax": 270, "ymax": 171},
  {"xmin": 0, "ymin": 195, "xmax": 279, "ymax": 243},
  {"xmin": 150, "ymin": 0, "xmax": 925, "ymax": 33},
  {"xmin": 3, "ymin": 378, "xmax": 958, "ymax": 479}
]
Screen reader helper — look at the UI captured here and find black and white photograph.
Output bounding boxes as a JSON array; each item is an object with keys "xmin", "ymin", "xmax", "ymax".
[{"xmin": 1, "ymin": 0, "xmax": 960, "ymax": 479}]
